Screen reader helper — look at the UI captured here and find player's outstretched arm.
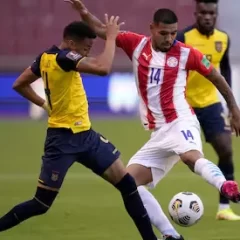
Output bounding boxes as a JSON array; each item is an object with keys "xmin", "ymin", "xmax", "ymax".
[
  {"xmin": 206, "ymin": 69, "xmax": 240, "ymax": 136},
  {"xmin": 76, "ymin": 15, "xmax": 123, "ymax": 75},
  {"xmin": 188, "ymin": 47, "xmax": 240, "ymax": 136},
  {"xmin": 12, "ymin": 68, "xmax": 50, "ymax": 114},
  {"xmin": 65, "ymin": 0, "xmax": 122, "ymax": 40}
]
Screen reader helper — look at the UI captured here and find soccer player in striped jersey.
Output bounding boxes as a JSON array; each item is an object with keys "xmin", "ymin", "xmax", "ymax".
[{"xmin": 68, "ymin": 0, "xmax": 240, "ymax": 239}]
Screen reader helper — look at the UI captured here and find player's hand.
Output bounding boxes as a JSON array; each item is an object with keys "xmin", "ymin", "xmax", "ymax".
[
  {"xmin": 41, "ymin": 101, "xmax": 51, "ymax": 117},
  {"xmin": 64, "ymin": 0, "xmax": 88, "ymax": 15},
  {"xmin": 104, "ymin": 14, "xmax": 125, "ymax": 40},
  {"xmin": 230, "ymin": 107, "xmax": 240, "ymax": 136}
]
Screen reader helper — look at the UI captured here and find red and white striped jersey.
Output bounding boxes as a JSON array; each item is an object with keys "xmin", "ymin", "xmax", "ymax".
[{"xmin": 116, "ymin": 31, "xmax": 214, "ymax": 130}]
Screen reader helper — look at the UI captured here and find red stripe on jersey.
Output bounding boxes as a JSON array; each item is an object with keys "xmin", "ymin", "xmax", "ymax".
[
  {"xmin": 184, "ymin": 85, "xmax": 195, "ymax": 115},
  {"xmin": 160, "ymin": 46, "xmax": 181, "ymax": 123},
  {"xmin": 137, "ymin": 39, "xmax": 156, "ymax": 129}
]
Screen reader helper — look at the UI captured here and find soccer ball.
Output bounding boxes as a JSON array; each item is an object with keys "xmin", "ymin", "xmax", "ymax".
[{"xmin": 168, "ymin": 192, "xmax": 204, "ymax": 227}]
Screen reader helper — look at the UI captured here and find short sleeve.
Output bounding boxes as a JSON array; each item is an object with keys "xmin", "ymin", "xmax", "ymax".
[
  {"xmin": 56, "ymin": 51, "xmax": 84, "ymax": 72},
  {"xmin": 186, "ymin": 47, "xmax": 214, "ymax": 76},
  {"xmin": 116, "ymin": 31, "xmax": 145, "ymax": 60},
  {"xmin": 30, "ymin": 54, "xmax": 42, "ymax": 77}
]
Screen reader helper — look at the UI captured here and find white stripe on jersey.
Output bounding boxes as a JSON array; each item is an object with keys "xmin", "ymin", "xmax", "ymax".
[
  {"xmin": 174, "ymin": 46, "xmax": 193, "ymax": 119},
  {"xmin": 132, "ymin": 37, "xmax": 149, "ymax": 126}
]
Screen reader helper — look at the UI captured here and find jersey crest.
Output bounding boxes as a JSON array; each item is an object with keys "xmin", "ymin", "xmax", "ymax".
[{"xmin": 215, "ymin": 41, "xmax": 223, "ymax": 53}]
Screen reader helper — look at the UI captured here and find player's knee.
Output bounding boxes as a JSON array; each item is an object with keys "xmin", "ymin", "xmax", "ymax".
[
  {"xmin": 114, "ymin": 173, "xmax": 137, "ymax": 196},
  {"xmin": 33, "ymin": 186, "xmax": 58, "ymax": 215},
  {"xmin": 103, "ymin": 158, "xmax": 128, "ymax": 185},
  {"xmin": 30, "ymin": 198, "xmax": 49, "ymax": 215},
  {"xmin": 180, "ymin": 150, "xmax": 203, "ymax": 170}
]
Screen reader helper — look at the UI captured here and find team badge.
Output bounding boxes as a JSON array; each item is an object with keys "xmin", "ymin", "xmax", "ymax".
[
  {"xmin": 167, "ymin": 57, "xmax": 178, "ymax": 67},
  {"xmin": 215, "ymin": 41, "xmax": 222, "ymax": 53},
  {"xmin": 51, "ymin": 171, "xmax": 59, "ymax": 182}
]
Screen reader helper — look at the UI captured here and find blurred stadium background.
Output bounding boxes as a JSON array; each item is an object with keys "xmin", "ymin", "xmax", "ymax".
[{"xmin": 1, "ymin": 1, "xmax": 240, "ymax": 239}]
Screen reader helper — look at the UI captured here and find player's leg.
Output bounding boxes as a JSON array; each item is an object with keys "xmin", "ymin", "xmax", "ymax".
[
  {"xmin": 198, "ymin": 103, "xmax": 239, "ymax": 220},
  {"xmin": 126, "ymin": 129, "xmax": 183, "ymax": 239},
  {"xmin": 0, "ymin": 129, "xmax": 76, "ymax": 231},
  {"xmin": 175, "ymin": 118, "xmax": 240, "ymax": 203},
  {"xmin": 78, "ymin": 130, "xmax": 157, "ymax": 240}
]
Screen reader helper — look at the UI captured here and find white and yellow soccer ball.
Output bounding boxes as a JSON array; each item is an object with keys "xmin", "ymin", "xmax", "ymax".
[{"xmin": 168, "ymin": 192, "xmax": 204, "ymax": 227}]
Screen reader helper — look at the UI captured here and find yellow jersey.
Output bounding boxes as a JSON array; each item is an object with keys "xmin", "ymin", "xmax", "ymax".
[
  {"xmin": 31, "ymin": 45, "xmax": 91, "ymax": 133},
  {"xmin": 177, "ymin": 25, "xmax": 231, "ymax": 108}
]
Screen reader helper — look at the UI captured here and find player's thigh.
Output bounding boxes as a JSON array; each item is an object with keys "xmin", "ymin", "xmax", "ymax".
[
  {"xmin": 40, "ymin": 128, "xmax": 77, "ymax": 190},
  {"xmin": 194, "ymin": 103, "xmax": 231, "ymax": 143},
  {"xmin": 127, "ymin": 134, "xmax": 179, "ymax": 188},
  {"xmin": 172, "ymin": 118, "xmax": 203, "ymax": 156},
  {"xmin": 77, "ymin": 129, "xmax": 125, "ymax": 185},
  {"xmin": 39, "ymin": 154, "xmax": 76, "ymax": 191}
]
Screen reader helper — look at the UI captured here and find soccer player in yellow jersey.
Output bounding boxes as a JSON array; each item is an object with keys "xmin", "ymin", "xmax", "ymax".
[
  {"xmin": 177, "ymin": 0, "xmax": 240, "ymax": 220},
  {"xmin": 0, "ymin": 17, "xmax": 159, "ymax": 240}
]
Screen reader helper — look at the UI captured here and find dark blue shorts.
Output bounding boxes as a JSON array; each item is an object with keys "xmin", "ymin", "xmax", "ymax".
[
  {"xmin": 39, "ymin": 128, "xmax": 120, "ymax": 189},
  {"xmin": 193, "ymin": 102, "xmax": 231, "ymax": 142}
]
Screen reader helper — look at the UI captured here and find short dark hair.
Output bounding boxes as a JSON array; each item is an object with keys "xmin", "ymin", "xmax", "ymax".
[
  {"xmin": 153, "ymin": 8, "xmax": 178, "ymax": 24},
  {"xmin": 63, "ymin": 21, "xmax": 96, "ymax": 40},
  {"xmin": 195, "ymin": 0, "xmax": 218, "ymax": 3}
]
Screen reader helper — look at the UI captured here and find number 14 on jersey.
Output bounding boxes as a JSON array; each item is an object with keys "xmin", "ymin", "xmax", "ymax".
[{"xmin": 150, "ymin": 68, "xmax": 162, "ymax": 84}]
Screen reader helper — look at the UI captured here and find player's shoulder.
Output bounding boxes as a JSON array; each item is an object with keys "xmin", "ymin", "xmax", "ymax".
[
  {"xmin": 43, "ymin": 45, "xmax": 82, "ymax": 60},
  {"xmin": 56, "ymin": 49, "xmax": 83, "ymax": 72},
  {"xmin": 116, "ymin": 31, "xmax": 147, "ymax": 58},
  {"xmin": 118, "ymin": 30, "xmax": 146, "ymax": 38},
  {"xmin": 214, "ymin": 28, "xmax": 230, "ymax": 41},
  {"xmin": 175, "ymin": 40, "xmax": 194, "ymax": 50},
  {"xmin": 35, "ymin": 45, "xmax": 61, "ymax": 60},
  {"xmin": 179, "ymin": 25, "xmax": 196, "ymax": 35},
  {"xmin": 177, "ymin": 25, "xmax": 196, "ymax": 43}
]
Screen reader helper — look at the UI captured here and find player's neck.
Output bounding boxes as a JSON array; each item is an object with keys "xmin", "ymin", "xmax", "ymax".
[
  {"xmin": 151, "ymin": 40, "xmax": 168, "ymax": 53},
  {"xmin": 58, "ymin": 42, "xmax": 68, "ymax": 50},
  {"xmin": 196, "ymin": 24, "xmax": 214, "ymax": 37}
]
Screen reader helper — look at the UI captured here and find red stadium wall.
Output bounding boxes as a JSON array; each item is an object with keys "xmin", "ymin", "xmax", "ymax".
[{"xmin": 0, "ymin": 0, "xmax": 194, "ymax": 71}]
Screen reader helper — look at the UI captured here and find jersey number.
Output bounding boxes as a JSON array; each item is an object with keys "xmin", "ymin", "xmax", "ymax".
[
  {"xmin": 42, "ymin": 71, "xmax": 52, "ymax": 110},
  {"xmin": 181, "ymin": 130, "xmax": 194, "ymax": 141},
  {"xmin": 150, "ymin": 68, "xmax": 162, "ymax": 84}
]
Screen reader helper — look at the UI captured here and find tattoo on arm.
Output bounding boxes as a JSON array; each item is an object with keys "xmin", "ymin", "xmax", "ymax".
[{"xmin": 206, "ymin": 68, "xmax": 237, "ymax": 111}]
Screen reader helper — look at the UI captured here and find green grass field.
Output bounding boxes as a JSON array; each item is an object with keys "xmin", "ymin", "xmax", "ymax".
[{"xmin": 0, "ymin": 118, "xmax": 240, "ymax": 240}]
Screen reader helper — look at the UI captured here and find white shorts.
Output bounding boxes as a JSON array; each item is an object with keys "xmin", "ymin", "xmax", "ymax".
[{"xmin": 127, "ymin": 117, "xmax": 203, "ymax": 188}]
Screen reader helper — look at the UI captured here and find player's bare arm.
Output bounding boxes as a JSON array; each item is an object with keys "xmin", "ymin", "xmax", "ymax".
[
  {"xmin": 12, "ymin": 68, "xmax": 49, "ymax": 114},
  {"xmin": 65, "ymin": 0, "xmax": 122, "ymax": 40},
  {"xmin": 206, "ymin": 68, "xmax": 240, "ymax": 136},
  {"xmin": 76, "ymin": 15, "xmax": 123, "ymax": 75},
  {"xmin": 220, "ymin": 38, "xmax": 231, "ymax": 87}
]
